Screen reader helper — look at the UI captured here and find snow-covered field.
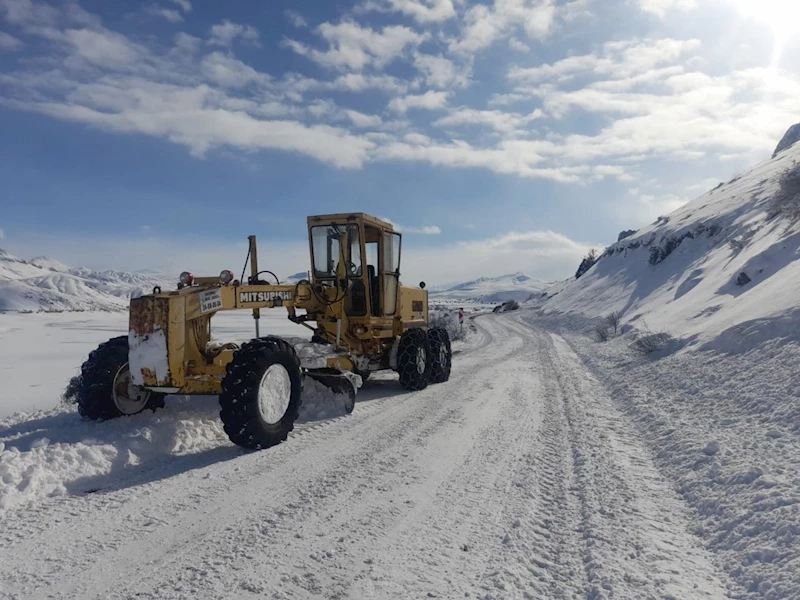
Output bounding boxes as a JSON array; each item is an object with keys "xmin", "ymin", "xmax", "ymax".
[
  {"xmin": 0, "ymin": 311, "xmax": 311, "ymax": 418},
  {"xmin": 1, "ymin": 313, "xmax": 740, "ymax": 599}
]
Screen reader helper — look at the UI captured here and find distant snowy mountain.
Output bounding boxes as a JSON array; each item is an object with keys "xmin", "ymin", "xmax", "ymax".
[
  {"xmin": 284, "ymin": 271, "xmax": 311, "ymax": 284},
  {"xmin": 0, "ymin": 251, "xmax": 168, "ymax": 312},
  {"xmin": 430, "ymin": 272, "xmax": 548, "ymax": 304},
  {"xmin": 537, "ymin": 131, "xmax": 800, "ymax": 351}
]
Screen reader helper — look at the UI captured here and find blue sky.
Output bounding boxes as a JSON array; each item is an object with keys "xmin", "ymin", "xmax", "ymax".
[{"xmin": 0, "ymin": 0, "xmax": 798, "ymax": 284}]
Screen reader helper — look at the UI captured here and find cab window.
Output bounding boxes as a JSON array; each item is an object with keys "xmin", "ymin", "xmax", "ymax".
[{"xmin": 310, "ymin": 225, "xmax": 362, "ymax": 279}]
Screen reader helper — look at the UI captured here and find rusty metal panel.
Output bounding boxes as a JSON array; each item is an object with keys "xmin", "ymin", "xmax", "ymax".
[
  {"xmin": 128, "ymin": 296, "xmax": 174, "ymax": 387},
  {"xmin": 129, "ymin": 296, "xmax": 170, "ymax": 336},
  {"xmin": 168, "ymin": 295, "xmax": 186, "ymax": 388}
]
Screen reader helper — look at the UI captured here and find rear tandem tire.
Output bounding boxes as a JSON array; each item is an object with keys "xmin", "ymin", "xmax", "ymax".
[
  {"xmin": 219, "ymin": 337, "xmax": 303, "ymax": 450},
  {"xmin": 71, "ymin": 336, "xmax": 165, "ymax": 420},
  {"xmin": 396, "ymin": 329, "xmax": 430, "ymax": 391},
  {"xmin": 428, "ymin": 327, "xmax": 452, "ymax": 384}
]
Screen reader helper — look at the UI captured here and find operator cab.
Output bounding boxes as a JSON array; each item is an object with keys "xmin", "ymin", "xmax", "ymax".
[{"xmin": 307, "ymin": 213, "xmax": 401, "ymax": 319}]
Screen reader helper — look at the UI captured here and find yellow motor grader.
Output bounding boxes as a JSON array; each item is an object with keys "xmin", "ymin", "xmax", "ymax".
[{"xmin": 68, "ymin": 213, "xmax": 452, "ymax": 449}]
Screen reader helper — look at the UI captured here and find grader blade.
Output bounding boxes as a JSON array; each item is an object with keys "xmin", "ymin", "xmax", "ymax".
[{"xmin": 305, "ymin": 370, "xmax": 358, "ymax": 414}]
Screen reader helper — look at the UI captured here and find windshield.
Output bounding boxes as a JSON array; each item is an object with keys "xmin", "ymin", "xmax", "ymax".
[{"xmin": 310, "ymin": 225, "xmax": 362, "ymax": 279}]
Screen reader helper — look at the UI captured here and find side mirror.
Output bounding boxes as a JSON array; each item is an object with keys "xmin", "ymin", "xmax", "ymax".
[{"xmin": 419, "ymin": 281, "xmax": 426, "ymax": 289}]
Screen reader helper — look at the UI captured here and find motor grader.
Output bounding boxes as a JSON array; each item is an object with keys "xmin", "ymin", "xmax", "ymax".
[{"xmin": 69, "ymin": 213, "xmax": 452, "ymax": 449}]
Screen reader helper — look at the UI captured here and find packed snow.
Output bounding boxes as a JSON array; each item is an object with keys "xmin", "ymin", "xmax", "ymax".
[{"xmin": 0, "ymin": 315, "xmax": 736, "ymax": 599}]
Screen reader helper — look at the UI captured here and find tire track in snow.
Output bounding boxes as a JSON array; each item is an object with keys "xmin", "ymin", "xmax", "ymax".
[
  {"xmin": 96, "ymin": 316, "xmax": 522, "ymax": 600},
  {"xmin": 520, "ymin": 316, "xmax": 731, "ymax": 599},
  {"xmin": 0, "ymin": 318, "xmax": 514, "ymax": 599}
]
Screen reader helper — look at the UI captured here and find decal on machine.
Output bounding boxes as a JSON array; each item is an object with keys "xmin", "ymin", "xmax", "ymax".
[
  {"xmin": 199, "ymin": 289, "xmax": 223, "ymax": 314},
  {"xmin": 239, "ymin": 291, "xmax": 293, "ymax": 304}
]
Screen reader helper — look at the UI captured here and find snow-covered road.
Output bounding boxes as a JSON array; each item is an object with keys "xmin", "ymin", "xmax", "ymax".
[{"xmin": 0, "ymin": 314, "xmax": 732, "ymax": 599}]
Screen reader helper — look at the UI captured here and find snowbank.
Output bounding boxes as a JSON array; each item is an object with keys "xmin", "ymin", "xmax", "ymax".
[
  {"xmin": 532, "ymin": 310, "xmax": 800, "ymax": 600},
  {"xmin": 0, "ymin": 379, "xmax": 355, "ymax": 513}
]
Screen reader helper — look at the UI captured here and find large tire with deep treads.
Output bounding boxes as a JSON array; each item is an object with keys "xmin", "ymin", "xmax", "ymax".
[
  {"xmin": 219, "ymin": 337, "xmax": 303, "ymax": 450},
  {"xmin": 396, "ymin": 328, "xmax": 430, "ymax": 391},
  {"xmin": 428, "ymin": 327, "xmax": 452, "ymax": 384},
  {"xmin": 68, "ymin": 336, "xmax": 165, "ymax": 420}
]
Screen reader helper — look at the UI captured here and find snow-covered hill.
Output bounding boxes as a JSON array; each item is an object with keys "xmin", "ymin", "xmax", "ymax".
[
  {"xmin": 0, "ymin": 250, "xmax": 168, "ymax": 312},
  {"xmin": 0, "ymin": 250, "xmax": 317, "ymax": 313},
  {"xmin": 430, "ymin": 272, "xmax": 548, "ymax": 304},
  {"xmin": 538, "ymin": 133, "xmax": 800, "ymax": 352}
]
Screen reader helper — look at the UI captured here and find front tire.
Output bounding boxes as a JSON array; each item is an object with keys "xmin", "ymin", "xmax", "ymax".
[
  {"xmin": 69, "ymin": 336, "xmax": 165, "ymax": 420},
  {"xmin": 219, "ymin": 337, "xmax": 303, "ymax": 450},
  {"xmin": 428, "ymin": 327, "xmax": 452, "ymax": 383},
  {"xmin": 397, "ymin": 329, "xmax": 430, "ymax": 391}
]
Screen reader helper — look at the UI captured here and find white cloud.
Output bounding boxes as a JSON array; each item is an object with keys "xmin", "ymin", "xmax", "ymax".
[
  {"xmin": 413, "ymin": 53, "xmax": 471, "ymax": 88},
  {"xmin": 9, "ymin": 80, "xmax": 375, "ymax": 167},
  {"xmin": 147, "ymin": 7, "xmax": 183, "ymax": 22},
  {"xmin": 407, "ymin": 225, "xmax": 442, "ymax": 234},
  {"xmin": 209, "ymin": 20, "xmax": 260, "ymax": 47},
  {"xmin": 371, "ymin": 0, "xmax": 456, "ymax": 23},
  {"xmin": 63, "ymin": 28, "xmax": 144, "ymax": 68},
  {"xmin": 0, "ymin": 31, "xmax": 22, "ymax": 50},
  {"xmin": 201, "ymin": 52, "xmax": 270, "ymax": 88},
  {"xmin": 345, "ymin": 109, "xmax": 382, "ymax": 128},
  {"xmin": 171, "ymin": 0, "xmax": 191, "ymax": 12},
  {"xmin": 379, "ymin": 218, "xmax": 441, "ymax": 234},
  {"xmin": 487, "ymin": 92, "xmax": 527, "ymax": 106},
  {"xmin": 280, "ymin": 72, "xmax": 410, "ymax": 99},
  {"xmin": 4, "ymin": 0, "xmax": 798, "ymax": 192},
  {"xmin": 508, "ymin": 37, "xmax": 530, "ymax": 52},
  {"xmin": 434, "ymin": 107, "xmax": 544, "ymax": 134},
  {"xmin": 388, "ymin": 90, "xmax": 449, "ymax": 112},
  {"xmin": 0, "ymin": 0, "xmax": 97, "ymax": 31},
  {"xmin": 284, "ymin": 9, "xmax": 308, "ymax": 28},
  {"xmin": 450, "ymin": 0, "xmax": 556, "ymax": 54},
  {"xmin": 285, "ymin": 21, "xmax": 426, "ymax": 71},
  {"xmin": 561, "ymin": 0, "xmax": 592, "ymax": 21},
  {"xmin": 508, "ymin": 38, "xmax": 702, "ymax": 84},
  {"xmin": 638, "ymin": 0, "xmax": 697, "ymax": 18}
]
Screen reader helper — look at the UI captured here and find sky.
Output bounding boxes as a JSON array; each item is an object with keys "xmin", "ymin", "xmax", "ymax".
[{"xmin": 0, "ymin": 0, "xmax": 799, "ymax": 286}]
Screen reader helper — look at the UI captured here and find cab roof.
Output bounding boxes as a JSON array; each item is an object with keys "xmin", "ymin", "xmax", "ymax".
[{"xmin": 307, "ymin": 213, "xmax": 395, "ymax": 232}]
